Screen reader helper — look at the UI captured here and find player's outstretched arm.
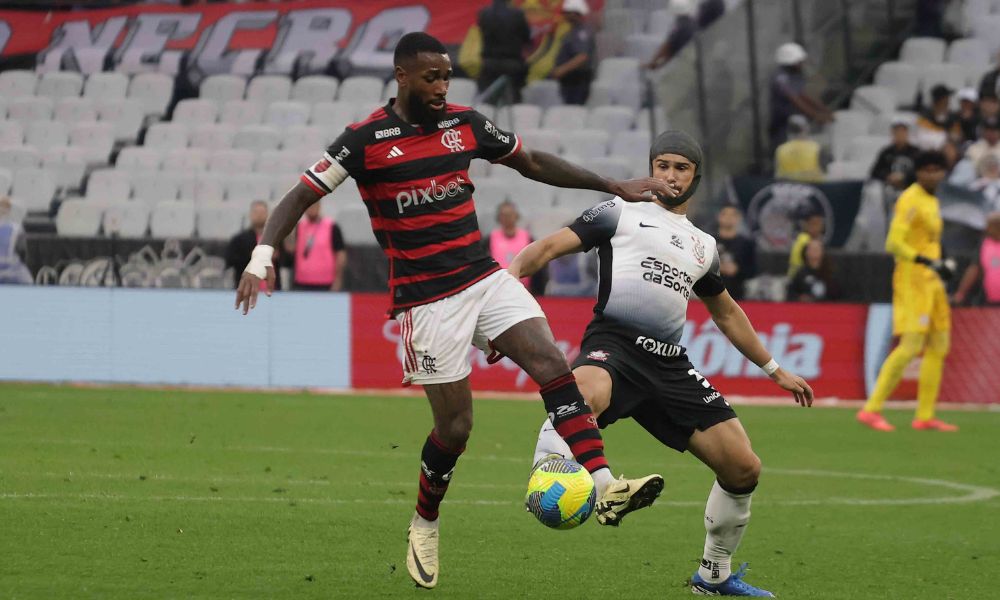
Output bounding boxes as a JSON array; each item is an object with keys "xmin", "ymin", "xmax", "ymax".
[
  {"xmin": 702, "ymin": 291, "xmax": 815, "ymax": 407},
  {"xmin": 508, "ymin": 227, "xmax": 585, "ymax": 279},
  {"xmin": 235, "ymin": 181, "xmax": 319, "ymax": 315},
  {"xmin": 500, "ymin": 147, "xmax": 675, "ymax": 203}
]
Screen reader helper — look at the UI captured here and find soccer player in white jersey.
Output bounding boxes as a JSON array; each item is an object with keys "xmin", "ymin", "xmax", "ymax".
[{"xmin": 508, "ymin": 130, "xmax": 814, "ymax": 597}]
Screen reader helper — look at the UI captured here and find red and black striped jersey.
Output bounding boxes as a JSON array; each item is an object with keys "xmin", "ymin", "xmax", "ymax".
[{"xmin": 301, "ymin": 100, "xmax": 522, "ymax": 311}]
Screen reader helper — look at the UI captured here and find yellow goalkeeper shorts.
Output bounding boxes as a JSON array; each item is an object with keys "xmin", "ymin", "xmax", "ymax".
[{"xmin": 891, "ymin": 268, "xmax": 951, "ymax": 335}]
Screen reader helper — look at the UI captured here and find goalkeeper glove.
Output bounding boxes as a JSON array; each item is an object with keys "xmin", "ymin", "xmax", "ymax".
[{"xmin": 915, "ymin": 255, "xmax": 955, "ymax": 281}]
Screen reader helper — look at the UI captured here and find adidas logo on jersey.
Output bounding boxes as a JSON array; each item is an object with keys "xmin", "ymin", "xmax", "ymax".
[{"xmin": 386, "ymin": 146, "xmax": 405, "ymax": 159}]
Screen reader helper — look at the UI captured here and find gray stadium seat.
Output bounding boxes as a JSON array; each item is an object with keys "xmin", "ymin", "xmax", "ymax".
[
  {"xmin": 208, "ymin": 149, "xmax": 254, "ymax": 174},
  {"xmin": 826, "ymin": 160, "xmax": 870, "ymax": 181},
  {"xmin": 0, "ymin": 168, "xmax": 11, "ymax": 194},
  {"xmin": 189, "ymin": 124, "xmax": 236, "ymax": 150},
  {"xmin": 522, "ymin": 80, "xmax": 562, "ymax": 109},
  {"xmin": 0, "ymin": 70, "xmax": 37, "ymax": 97},
  {"xmin": 86, "ymin": 168, "xmax": 131, "ymax": 203},
  {"xmin": 102, "ymin": 202, "xmax": 149, "ymax": 238},
  {"xmin": 131, "ymin": 172, "xmax": 179, "ymax": 204},
  {"xmin": 587, "ymin": 105, "xmax": 636, "ymax": 135},
  {"xmin": 527, "ymin": 208, "xmax": 578, "ymax": 238},
  {"xmin": 831, "ymin": 110, "xmax": 874, "ymax": 160},
  {"xmin": 972, "ymin": 15, "xmax": 1000, "ymax": 54},
  {"xmin": 335, "ymin": 205, "xmax": 378, "ymax": 246},
  {"xmin": 43, "ymin": 145, "xmax": 89, "ymax": 190},
  {"xmin": 36, "ymin": 72, "xmax": 84, "ymax": 100},
  {"xmin": 173, "ymin": 98, "xmax": 219, "ymax": 124},
  {"xmin": 448, "ymin": 78, "xmax": 477, "ymax": 105},
  {"xmin": 582, "ymin": 157, "xmax": 632, "ymax": 181},
  {"xmin": 197, "ymin": 202, "xmax": 244, "ymax": 239},
  {"xmin": 69, "ymin": 121, "xmax": 115, "ymax": 163},
  {"xmin": 56, "ymin": 199, "xmax": 104, "ymax": 236},
  {"xmin": 265, "ymin": 101, "xmax": 310, "ymax": 128},
  {"xmin": 233, "ymin": 125, "xmax": 281, "ymax": 151},
  {"xmin": 647, "ymin": 8, "xmax": 675, "ymax": 34},
  {"xmin": 224, "ymin": 174, "xmax": 271, "ymax": 203},
  {"xmin": 280, "ymin": 125, "xmax": 327, "ymax": 152},
  {"xmin": 874, "ymin": 62, "xmax": 920, "ymax": 108},
  {"xmin": 634, "ymin": 106, "xmax": 667, "ymax": 134},
  {"xmin": 554, "ymin": 187, "xmax": 611, "ymax": 211},
  {"xmin": 338, "ymin": 76, "xmax": 384, "ymax": 103},
  {"xmin": 144, "ymin": 122, "xmax": 190, "ymax": 149},
  {"xmin": 25, "ymin": 121, "xmax": 69, "ymax": 152},
  {"xmin": 625, "ymin": 33, "xmax": 662, "ymax": 63},
  {"xmin": 150, "ymin": 201, "xmax": 196, "ymax": 238},
  {"xmin": 869, "ymin": 111, "xmax": 916, "ymax": 135},
  {"xmin": 850, "ymin": 86, "xmax": 896, "ymax": 115},
  {"xmin": 291, "ymin": 75, "xmax": 339, "ymax": 104},
  {"xmin": 310, "ymin": 101, "xmax": 357, "ymax": 134},
  {"xmin": 193, "ymin": 174, "xmax": 226, "ymax": 204},
  {"xmin": 255, "ymin": 150, "xmax": 303, "ymax": 175},
  {"xmin": 498, "ymin": 103, "xmax": 543, "ymax": 131},
  {"xmin": 219, "ymin": 99, "xmax": 265, "ymax": 126},
  {"xmin": 472, "ymin": 177, "xmax": 509, "ymax": 207},
  {"xmin": 920, "ymin": 63, "xmax": 969, "ymax": 98},
  {"xmin": 596, "ymin": 57, "xmax": 641, "ymax": 88},
  {"xmin": 54, "ymin": 97, "xmax": 98, "ymax": 123},
  {"xmin": 509, "ymin": 177, "xmax": 555, "ymax": 207},
  {"xmin": 847, "ymin": 135, "xmax": 890, "ymax": 170},
  {"xmin": 543, "ymin": 105, "xmax": 589, "ymax": 130},
  {"xmin": 0, "ymin": 146, "xmax": 42, "ymax": 170},
  {"xmin": 161, "ymin": 148, "xmax": 209, "ymax": 172},
  {"xmin": 95, "ymin": 98, "xmax": 144, "ymax": 143},
  {"xmin": 116, "ymin": 147, "xmax": 163, "ymax": 172},
  {"xmin": 7, "ymin": 96, "xmax": 53, "ymax": 122},
  {"xmin": 270, "ymin": 175, "xmax": 293, "ymax": 200},
  {"xmin": 0, "ymin": 122, "xmax": 22, "ymax": 146},
  {"xmin": 201, "ymin": 74, "xmax": 247, "ymax": 106},
  {"xmin": 84, "ymin": 72, "xmax": 129, "ymax": 100},
  {"xmin": 559, "ymin": 129, "xmax": 608, "ymax": 158},
  {"xmin": 520, "ymin": 129, "xmax": 561, "ymax": 154},
  {"xmin": 948, "ymin": 38, "xmax": 991, "ymax": 68},
  {"xmin": 246, "ymin": 75, "xmax": 292, "ymax": 104},
  {"xmin": 12, "ymin": 168, "xmax": 58, "ymax": 212},
  {"xmin": 127, "ymin": 72, "xmax": 174, "ymax": 117},
  {"xmin": 900, "ymin": 37, "xmax": 946, "ymax": 65}
]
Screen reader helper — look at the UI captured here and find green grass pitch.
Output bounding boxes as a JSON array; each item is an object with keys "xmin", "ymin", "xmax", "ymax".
[{"xmin": 1, "ymin": 383, "xmax": 998, "ymax": 599}]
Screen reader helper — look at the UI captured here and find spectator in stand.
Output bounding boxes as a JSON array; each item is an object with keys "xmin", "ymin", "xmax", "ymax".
[
  {"xmin": 774, "ymin": 114, "xmax": 824, "ymax": 182},
  {"xmin": 477, "ymin": 0, "xmax": 532, "ymax": 103},
  {"xmin": 643, "ymin": 0, "xmax": 698, "ymax": 70},
  {"xmin": 697, "ymin": 0, "xmax": 726, "ymax": 28},
  {"xmin": 714, "ymin": 205, "xmax": 757, "ymax": 301},
  {"xmin": 870, "ymin": 117, "xmax": 920, "ymax": 191},
  {"xmin": 226, "ymin": 200, "xmax": 287, "ymax": 290},
  {"xmin": 956, "ymin": 88, "xmax": 980, "ymax": 145},
  {"xmin": 965, "ymin": 118, "xmax": 1000, "ymax": 175},
  {"xmin": 914, "ymin": 84, "xmax": 960, "ymax": 150},
  {"xmin": 291, "ymin": 202, "xmax": 346, "ymax": 292},
  {"xmin": 970, "ymin": 154, "xmax": 1000, "ymax": 210},
  {"xmin": 550, "ymin": 0, "xmax": 595, "ymax": 106},
  {"xmin": 978, "ymin": 51, "xmax": 1000, "ymax": 99},
  {"xmin": 0, "ymin": 196, "xmax": 30, "ymax": 285},
  {"xmin": 980, "ymin": 91, "xmax": 1000, "ymax": 123},
  {"xmin": 953, "ymin": 212, "xmax": 1000, "ymax": 305},
  {"xmin": 768, "ymin": 43, "xmax": 834, "ymax": 150},
  {"xmin": 787, "ymin": 239, "xmax": 838, "ymax": 302},
  {"xmin": 787, "ymin": 207, "xmax": 825, "ymax": 277},
  {"xmin": 490, "ymin": 200, "xmax": 532, "ymax": 286}
]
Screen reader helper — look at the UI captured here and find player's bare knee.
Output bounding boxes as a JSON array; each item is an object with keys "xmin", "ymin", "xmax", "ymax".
[
  {"xmin": 721, "ymin": 453, "xmax": 761, "ymax": 491},
  {"xmin": 437, "ymin": 413, "xmax": 473, "ymax": 449}
]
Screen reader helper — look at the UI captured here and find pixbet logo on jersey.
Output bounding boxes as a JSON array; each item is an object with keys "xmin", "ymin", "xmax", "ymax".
[{"xmin": 396, "ymin": 176, "xmax": 468, "ymax": 213}]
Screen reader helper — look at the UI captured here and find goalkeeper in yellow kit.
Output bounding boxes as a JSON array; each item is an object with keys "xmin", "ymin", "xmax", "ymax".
[{"xmin": 857, "ymin": 150, "xmax": 959, "ymax": 432}]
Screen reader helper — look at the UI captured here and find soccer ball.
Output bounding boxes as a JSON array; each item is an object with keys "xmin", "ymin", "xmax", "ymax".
[{"xmin": 524, "ymin": 458, "xmax": 596, "ymax": 530}]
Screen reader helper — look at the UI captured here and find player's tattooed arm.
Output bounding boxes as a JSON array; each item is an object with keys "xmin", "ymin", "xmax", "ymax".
[
  {"xmin": 508, "ymin": 227, "xmax": 585, "ymax": 279},
  {"xmin": 500, "ymin": 148, "xmax": 674, "ymax": 202}
]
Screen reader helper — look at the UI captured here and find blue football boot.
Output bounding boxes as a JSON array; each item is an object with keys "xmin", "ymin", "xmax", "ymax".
[{"xmin": 690, "ymin": 563, "xmax": 774, "ymax": 597}]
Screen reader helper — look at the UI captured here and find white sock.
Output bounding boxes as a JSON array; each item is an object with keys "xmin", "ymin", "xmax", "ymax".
[
  {"xmin": 532, "ymin": 418, "xmax": 613, "ymax": 496},
  {"xmin": 697, "ymin": 480, "xmax": 753, "ymax": 584},
  {"xmin": 412, "ymin": 513, "xmax": 439, "ymax": 529}
]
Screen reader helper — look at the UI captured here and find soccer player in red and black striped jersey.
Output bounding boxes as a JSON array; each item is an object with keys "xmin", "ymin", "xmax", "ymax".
[{"xmin": 235, "ymin": 32, "xmax": 671, "ymax": 589}]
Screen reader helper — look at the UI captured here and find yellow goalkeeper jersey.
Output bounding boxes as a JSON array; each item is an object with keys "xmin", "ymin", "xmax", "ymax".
[{"xmin": 886, "ymin": 182, "xmax": 942, "ymax": 268}]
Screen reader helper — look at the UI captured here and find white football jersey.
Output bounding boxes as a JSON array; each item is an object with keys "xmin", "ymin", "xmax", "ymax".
[{"xmin": 568, "ymin": 197, "xmax": 725, "ymax": 344}]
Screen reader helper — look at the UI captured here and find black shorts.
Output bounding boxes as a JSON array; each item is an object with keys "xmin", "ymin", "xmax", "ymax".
[{"xmin": 572, "ymin": 323, "xmax": 737, "ymax": 452}]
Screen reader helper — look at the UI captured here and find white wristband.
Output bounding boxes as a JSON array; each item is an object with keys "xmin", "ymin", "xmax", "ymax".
[
  {"xmin": 245, "ymin": 244, "xmax": 274, "ymax": 279},
  {"xmin": 762, "ymin": 358, "xmax": 779, "ymax": 376}
]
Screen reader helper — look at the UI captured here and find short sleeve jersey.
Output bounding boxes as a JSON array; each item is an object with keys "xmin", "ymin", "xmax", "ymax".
[
  {"xmin": 301, "ymin": 100, "xmax": 521, "ymax": 310},
  {"xmin": 568, "ymin": 198, "xmax": 725, "ymax": 345}
]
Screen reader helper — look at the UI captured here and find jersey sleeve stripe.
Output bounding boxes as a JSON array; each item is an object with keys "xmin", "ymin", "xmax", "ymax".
[
  {"xmin": 384, "ymin": 230, "xmax": 482, "ymax": 260},
  {"xmin": 491, "ymin": 134, "xmax": 521, "ymax": 163}
]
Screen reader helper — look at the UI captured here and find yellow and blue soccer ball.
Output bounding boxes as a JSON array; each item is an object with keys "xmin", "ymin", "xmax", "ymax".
[{"xmin": 525, "ymin": 458, "xmax": 596, "ymax": 530}]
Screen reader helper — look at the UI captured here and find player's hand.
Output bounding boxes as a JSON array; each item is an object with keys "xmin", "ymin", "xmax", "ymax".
[
  {"xmin": 771, "ymin": 367, "xmax": 814, "ymax": 407},
  {"xmin": 916, "ymin": 255, "xmax": 955, "ymax": 281},
  {"xmin": 235, "ymin": 267, "xmax": 275, "ymax": 315},
  {"xmin": 610, "ymin": 178, "xmax": 677, "ymax": 203}
]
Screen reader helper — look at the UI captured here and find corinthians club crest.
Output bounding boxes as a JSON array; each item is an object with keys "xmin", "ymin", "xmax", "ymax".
[{"xmin": 691, "ymin": 235, "xmax": 706, "ymax": 265}]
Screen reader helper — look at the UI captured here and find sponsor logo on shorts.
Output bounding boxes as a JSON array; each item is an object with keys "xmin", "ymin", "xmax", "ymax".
[
  {"xmin": 702, "ymin": 390, "xmax": 722, "ymax": 403},
  {"xmin": 587, "ymin": 349, "xmax": 610, "ymax": 361},
  {"xmin": 375, "ymin": 126, "xmax": 402, "ymax": 139},
  {"xmin": 635, "ymin": 335, "xmax": 682, "ymax": 358}
]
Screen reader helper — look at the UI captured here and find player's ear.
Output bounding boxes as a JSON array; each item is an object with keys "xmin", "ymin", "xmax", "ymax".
[{"xmin": 394, "ymin": 64, "xmax": 407, "ymax": 88}]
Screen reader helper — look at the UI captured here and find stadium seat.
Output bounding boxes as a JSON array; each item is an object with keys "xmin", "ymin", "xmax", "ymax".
[
  {"xmin": 0, "ymin": 122, "xmax": 24, "ymax": 146},
  {"xmin": 246, "ymin": 75, "xmax": 292, "ymax": 104},
  {"xmin": 188, "ymin": 124, "xmax": 236, "ymax": 150},
  {"xmin": 11, "ymin": 168, "xmax": 57, "ymax": 212},
  {"xmin": 193, "ymin": 174, "xmax": 226, "ymax": 204},
  {"xmin": 635, "ymin": 107, "xmax": 667, "ymax": 134},
  {"xmin": 647, "ymin": 8, "xmax": 675, "ymax": 34},
  {"xmin": 899, "ymin": 37, "xmax": 946, "ymax": 65},
  {"xmin": 127, "ymin": 72, "xmax": 174, "ymax": 117},
  {"xmin": 847, "ymin": 135, "xmax": 889, "ymax": 170},
  {"xmin": 254, "ymin": 149, "xmax": 303, "ymax": 175},
  {"xmin": 520, "ymin": 129, "xmax": 561, "ymax": 154},
  {"xmin": 850, "ymin": 85, "xmax": 896, "ymax": 115},
  {"xmin": 144, "ymin": 122, "xmax": 190, "ymax": 149},
  {"xmin": 522, "ymin": 80, "xmax": 562, "ymax": 109},
  {"xmin": 554, "ymin": 187, "xmax": 611, "ymax": 211},
  {"xmin": 448, "ymin": 78, "xmax": 478, "ymax": 105},
  {"xmin": 25, "ymin": 121, "xmax": 69, "ymax": 152},
  {"xmin": 504, "ymin": 103, "xmax": 543, "ymax": 132},
  {"xmin": 596, "ymin": 57, "xmax": 641, "ymax": 89},
  {"xmin": 0, "ymin": 96, "xmax": 6, "ymax": 119},
  {"xmin": 150, "ymin": 201, "xmax": 196, "ymax": 238},
  {"xmin": 625, "ymin": 33, "xmax": 662, "ymax": 63},
  {"xmin": 224, "ymin": 174, "xmax": 272, "ymax": 203},
  {"xmin": 0, "ymin": 70, "xmax": 37, "ymax": 97},
  {"xmin": 527, "ymin": 208, "xmax": 578, "ymax": 238},
  {"xmin": 265, "ymin": 101, "xmax": 310, "ymax": 128},
  {"xmin": 161, "ymin": 148, "xmax": 208, "ymax": 172},
  {"xmin": 95, "ymin": 98, "xmax": 144, "ymax": 143},
  {"xmin": 131, "ymin": 172, "xmax": 179, "ymax": 204},
  {"xmin": 490, "ymin": 162, "xmax": 522, "ymax": 183},
  {"xmin": 208, "ymin": 149, "xmax": 254, "ymax": 174},
  {"xmin": 335, "ymin": 205, "xmax": 378, "ymax": 246},
  {"xmin": 0, "ymin": 168, "xmax": 11, "ymax": 194},
  {"xmin": 559, "ymin": 129, "xmax": 608, "ymax": 158},
  {"xmin": 196, "ymin": 202, "xmax": 244, "ymax": 239},
  {"xmin": 611, "ymin": 129, "xmax": 651, "ymax": 162},
  {"xmin": 353, "ymin": 103, "xmax": 384, "ymax": 123},
  {"xmin": 469, "ymin": 158, "xmax": 491, "ymax": 179},
  {"xmin": 7, "ymin": 96, "xmax": 54, "ymax": 122},
  {"xmin": 219, "ymin": 99, "xmax": 266, "ymax": 126},
  {"xmin": 279, "ymin": 125, "xmax": 327, "ymax": 152},
  {"xmin": 54, "ymin": 97, "xmax": 98, "ymax": 123},
  {"xmin": 83, "ymin": 72, "xmax": 129, "ymax": 100},
  {"xmin": 920, "ymin": 63, "xmax": 970, "ymax": 98},
  {"xmin": 86, "ymin": 169, "xmax": 131, "ymax": 203},
  {"xmin": 42, "ymin": 146, "xmax": 89, "ymax": 190},
  {"xmin": 509, "ymin": 177, "xmax": 555, "ymax": 207},
  {"xmin": 69, "ymin": 122, "xmax": 115, "ymax": 164},
  {"xmin": 0, "ymin": 146, "xmax": 42, "ymax": 170},
  {"xmin": 233, "ymin": 125, "xmax": 281, "ymax": 151},
  {"xmin": 55, "ymin": 199, "xmax": 104, "ymax": 236},
  {"xmin": 826, "ymin": 160, "xmax": 870, "ymax": 181},
  {"xmin": 587, "ymin": 106, "xmax": 636, "ymax": 135},
  {"xmin": 116, "ymin": 147, "xmax": 163, "ymax": 172},
  {"xmin": 36, "ymin": 71, "xmax": 84, "ymax": 100},
  {"xmin": 102, "ymin": 202, "xmax": 149, "ymax": 238},
  {"xmin": 543, "ymin": 105, "xmax": 589, "ymax": 131},
  {"xmin": 586, "ymin": 82, "xmax": 616, "ymax": 110},
  {"xmin": 972, "ymin": 15, "xmax": 1000, "ymax": 54},
  {"xmin": 602, "ymin": 8, "xmax": 645, "ymax": 39},
  {"xmin": 173, "ymin": 99, "xmax": 219, "ymax": 124},
  {"xmin": 582, "ymin": 157, "xmax": 632, "ymax": 181},
  {"xmin": 310, "ymin": 101, "xmax": 357, "ymax": 134},
  {"xmin": 874, "ymin": 62, "xmax": 920, "ymax": 108},
  {"xmin": 961, "ymin": 0, "xmax": 993, "ymax": 35},
  {"xmin": 472, "ymin": 177, "xmax": 509, "ymax": 206},
  {"xmin": 869, "ymin": 111, "xmax": 916, "ymax": 135},
  {"xmin": 291, "ymin": 75, "xmax": 339, "ymax": 104},
  {"xmin": 948, "ymin": 38, "xmax": 991, "ymax": 68},
  {"xmin": 200, "ymin": 74, "xmax": 247, "ymax": 106},
  {"xmin": 831, "ymin": 110, "xmax": 874, "ymax": 160},
  {"xmin": 270, "ymin": 175, "xmax": 293, "ymax": 200},
  {"xmin": 338, "ymin": 76, "xmax": 384, "ymax": 103}
]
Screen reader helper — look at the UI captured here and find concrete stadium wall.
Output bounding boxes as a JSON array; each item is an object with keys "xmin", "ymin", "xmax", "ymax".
[{"xmin": 0, "ymin": 287, "xmax": 351, "ymax": 388}]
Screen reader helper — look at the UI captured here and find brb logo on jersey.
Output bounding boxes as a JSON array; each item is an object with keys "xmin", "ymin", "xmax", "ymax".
[
  {"xmin": 441, "ymin": 128, "xmax": 465, "ymax": 153},
  {"xmin": 375, "ymin": 126, "xmax": 401, "ymax": 139},
  {"xmin": 640, "ymin": 256, "xmax": 694, "ymax": 298},
  {"xmin": 396, "ymin": 176, "xmax": 468, "ymax": 213}
]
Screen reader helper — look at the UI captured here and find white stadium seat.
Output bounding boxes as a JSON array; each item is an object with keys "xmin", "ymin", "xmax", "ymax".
[
  {"xmin": 847, "ymin": 135, "xmax": 890, "ymax": 170},
  {"xmin": 310, "ymin": 101, "xmax": 357, "ymax": 134},
  {"xmin": 56, "ymin": 199, "xmax": 104, "ymax": 236},
  {"xmin": 826, "ymin": 160, "xmax": 870, "ymax": 181},
  {"xmin": 196, "ymin": 202, "xmax": 244, "ymax": 239},
  {"xmin": 36, "ymin": 71, "xmax": 84, "ymax": 100},
  {"xmin": 254, "ymin": 150, "xmax": 303, "ymax": 175},
  {"xmin": 144, "ymin": 122, "xmax": 190, "ymax": 149},
  {"xmin": 279, "ymin": 126, "xmax": 327, "ymax": 152},
  {"xmin": 200, "ymin": 74, "xmax": 247, "ymax": 105},
  {"xmin": 219, "ymin": 99, "xmax": 265, "ymax": 126},
  {"xmin": 193, "ymin": 174, "xmax": 226, "ymax": 204},
  {"xmin": 116, "ymin": 147, "xmax": 163, "ymax": 172},
  {"xmin": 543, "ymin": 105, "xmax": 589, "ymax": 130},
  {"xmin": 559, "ymin": 129, "xmax": 608, "ymax": 158},
  {"xmin": 338, "ymin": 76, "xmax": 384, "ymax": 103},
  {"xmin": 246, "ymin": 75, "xmax": 292, "ymax": 104},
  {"xmin": 520, "ymin": 129, "xmax": 561, "ymax": 154},
  {"xmin": 265, "ymin": 101, "xmax": 310, "ymax": 128},
  {"xmin": 647, "ymin": 9, "xmax": 675, "ymax": 35},
  {"xmin": 69, "ymin": 122, "xmax": 115, "ymax": 164},
  {"xmin": 947, "ymin": 38, "xmax": 991, "ymax": 68},
  {"xmin": 495, "ymin": 103, "xmax": 543, "ymax": 132},
  {"xmin": 920, "ymin": 63, "xmax": 970, "ymax": 97},
  {"xmin": 0, "ymin": 168, "xmax": 11, "ymax": 195},
  {"xmin": 130, "ymin": 172, "xmax": 179, "ymax": 204},
  {"xmin": 161, "ymin": 148, "xmax": 209, "ymax": 172},
  {"xmin": 596, "ymin": 57, "xmax": 641, "ymax": 88},
  {"xmin": 95, "ymin": 98, "xmax": 145, "ymax": 143},
  {"xmin": 335, "ymin": 205, "xmax": 378, "ymax": 246},
  {"xmin": 54, "ymin": 97, "xmax": 98, "ymax": 123},
  {"xmin": 869, "ymin": 111, "xmax": 916, "ymax": 135},
  {"xmin": 102, "ymin": 202, "xmax": 149, "ymax": 238},
  {"xmin": 84, "ymin": 72, "xmax": 129, "ymax": 100},
  {"xmin": 447, "ymin": 78, "xmax": 477, "ymax": 105},
  {"xmin": 208, "ymin": 149, "xmax": 254, "ymax": 174},
  {"xmin": 11, "ymin": 168, "xmax": 57, "ymax": 212},
  {"xmin": 522, "ymin": 80, "xmax": 562, "ymax": 109},
  {"xmin": 0, "ymin": 70, "xmax": 38, "ymax": 97},
  {"xmin": 86, "ymin": 168, "xmax": 131, "ymax": 203},
  {"xmin": 625, "ymin": 33, "xmax": 662, "ymax": 63},
  {"xmin": 850, "ymin": 85, "xmax": 896, "ymax": 115},
  {"xmin": 7, "ymin": 96, "xmax": 54, "ymax": 122},
  {"xmin": 874, "ymin": 62, "xmax": 920, "ymax": 107},
  {"xmin": 233, "ymin": 125, "xmax": 281, "ymax": 151},
  {"xmin": 831, "ymin": 110, "xmax": 874, "ymax": 160},
  {"xmin": 44, "ymin": 146, "xmax": 90, "ymax": 191},
  {"xmin": 0, "ymin": 122, "xmax": 22, "ymax": 146},
  {"xmin": 127, "ymin": 72, "xmax": 174, "ymax": 117},
  {"xmin": 972, "ymin": 15, "xmax": 1000, "ymax": 54},
  {"xmin": 582, "ymin": 157, "xmax": 632, "ymax": 181},
  {"xmin": 587, "ymin": 106, "xmax": 636, "ymax": 135},
  {"xmin": 188, "ymin": 124, "xmax": 236, "ymax": 150},
  {"xmin": 554, "ymin": 187, "xmax": 611, "ymax": 212},
  {"xmin": 173, "ymin": 98, "xmax": 219, "ymax": 124},
  {"xmin": 0, "ymin": 146, "xmax": 42, "ymax": 170},
  {"xmin": 291, "ymin": 75, "xmax": 339, "ymax": 104},
  {"xmin": 472, "ymin": 177, "xmax": 509, "ymax": 207},
  {"xmin": 150, "ymin": 201, "xmax": 196, "ymax": 238},
  {"xmin": 24, "ymin": 121, "xmax": 69, "ymax": 152},
  {"xmin": 224, "ymin": 174, "xmax": 271, "ymax": 202},
  {"xmin": 527, "ymin": 208, "xmax": 578, "ymax": 239},
  {"xmin": 899, "ymin": 37, "xmax": 946, "ymax": 65}
]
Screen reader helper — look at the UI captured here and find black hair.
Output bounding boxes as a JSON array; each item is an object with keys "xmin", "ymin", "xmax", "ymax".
[
  {"xmin": 393, "ymin": 32, "xmax": 448, "ymax": 66},
  {"xmin": 914, "ymin": 150, "xmax": 948, "ymax": 170}
]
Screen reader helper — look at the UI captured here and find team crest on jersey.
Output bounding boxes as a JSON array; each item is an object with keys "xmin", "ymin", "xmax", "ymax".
[
  {"xmin": 314, "ymin": 158, "xmax": 331, "ymax": 173},
  {"xmin": 587, "ymin": 350, "xmax": 610, "ymax": 362},
  {"xmin": 441, "ymin": 128, "xmax": 465, "ymax": 152},
  {"xmin": 670, "ymin": 234, "xmax": 684, "ymax": 249},
  {"xmin": 692, "ymin": 235, "xmax": 706, "ymax": 265}
]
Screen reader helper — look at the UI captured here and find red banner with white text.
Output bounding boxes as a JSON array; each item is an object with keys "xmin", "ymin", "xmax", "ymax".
[{"xmin": 350, "ymin": 295, "xmax": 870, "ymax": 399}]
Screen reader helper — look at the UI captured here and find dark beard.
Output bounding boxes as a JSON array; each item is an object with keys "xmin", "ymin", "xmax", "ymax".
[{"xmin": 405, "ymin": 94, "xmax": 446, "ymax": 126}]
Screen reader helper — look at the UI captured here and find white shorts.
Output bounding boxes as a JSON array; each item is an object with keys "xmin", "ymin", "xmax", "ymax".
[{"xmin": 398, "ymin": 269, "xmax": 546, "ymax": 385}]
